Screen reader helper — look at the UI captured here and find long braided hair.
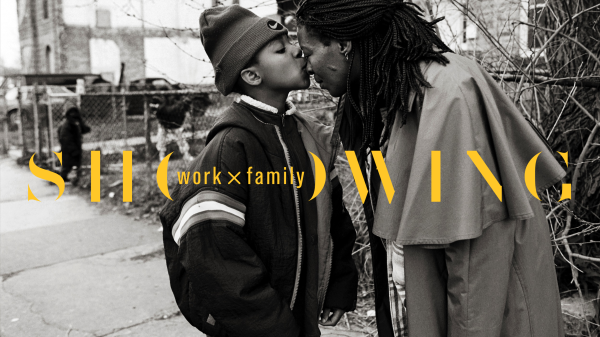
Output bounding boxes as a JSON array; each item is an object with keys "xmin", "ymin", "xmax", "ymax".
[{"xmin": 296, "ymin": 0, "xmax": 452, "ymax": 152}]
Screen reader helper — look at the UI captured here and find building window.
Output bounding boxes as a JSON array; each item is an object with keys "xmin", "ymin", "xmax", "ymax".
[
  {"xmin": 96, "ymin": 9, "xmax": 111, "ymax": 28},
  {"xmin": 45, "ymin": 46, "xmax": 53, "ymax": 73},
  {"xmin": 528, "ymin": 0, "xmax": 547, "ymax": 49},
  {"xmin": 43, "ymin": 0, "xmax": 49, "ymax": 19}
]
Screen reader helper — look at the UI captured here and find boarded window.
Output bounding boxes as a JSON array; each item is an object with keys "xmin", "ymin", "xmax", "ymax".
[
  {"xmin": 43, "ymin": 0, "xmax": 49, "ymax": 19},
  {"xmin": 96, "ymin": 9, "xmax": 111, "ymax": 28}
]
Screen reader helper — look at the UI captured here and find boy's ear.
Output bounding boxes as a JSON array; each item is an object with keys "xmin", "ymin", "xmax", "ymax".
[
  {"xmin": 338, "ymin": 40, "xmax": 352, "ymax": 57},
  {"xmin": 240, "ymin": 67, "xmax": 262, "ymax": 87}
]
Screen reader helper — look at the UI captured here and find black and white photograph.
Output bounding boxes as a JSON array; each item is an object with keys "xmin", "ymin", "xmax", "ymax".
[{"xmin": 0, "ymin": 0, "xmax": 599, "ymax": 336}]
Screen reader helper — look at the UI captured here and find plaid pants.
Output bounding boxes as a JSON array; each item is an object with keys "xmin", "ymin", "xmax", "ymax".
[
  {"xmin": 366, "ymin": 152, "xmax": 408, "ymax": 336},
  {"xmin": 384, "ymin": 238, "xmax": 408, "ymax": 336},
  {"xmin": 156, "ymin": 124, "xmax": 191, "ymax": 160}
]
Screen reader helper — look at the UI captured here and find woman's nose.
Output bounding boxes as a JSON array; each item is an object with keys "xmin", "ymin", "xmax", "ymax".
[{"xmin": 306, "ymin": 61, "xmax": 314, "ymax": 75}]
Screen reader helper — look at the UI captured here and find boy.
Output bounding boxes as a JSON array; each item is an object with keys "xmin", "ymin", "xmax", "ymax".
[{"xmin": 159, "ymin": 5, "xmax": 358, "ymax": 337}]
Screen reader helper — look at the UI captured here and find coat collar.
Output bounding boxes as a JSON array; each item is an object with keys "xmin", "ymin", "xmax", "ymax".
[{"xmin": 240, "ymin": 95, "xmax": 297, "ymax": 116}]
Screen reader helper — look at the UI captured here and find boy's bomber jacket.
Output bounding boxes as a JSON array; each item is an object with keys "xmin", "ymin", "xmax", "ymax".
[{"xmin": 159, "ymin": 96, "xmax": 358, "ymax": 337}]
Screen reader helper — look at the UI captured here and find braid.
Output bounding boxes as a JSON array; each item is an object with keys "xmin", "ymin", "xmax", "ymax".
[{"xmin": 297, "ymin": 0, "xmax": 452, "ymax": 151}]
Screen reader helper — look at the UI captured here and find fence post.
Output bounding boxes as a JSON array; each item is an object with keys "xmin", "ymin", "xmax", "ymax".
[
  {"xmin": 1, "ymin": 88, "xmax": 9, "ymax": 155},
  {"xmin": 121, "ymin": 92, "xmax": 128, "ymax": 148},
  {"xmin": 42, "ymin": 84, "xmax": 51, "ymax": 167},
  {"xmin": 143, "ymin": 93, "xmax": 152, "ymax": 170},
  {"xmin": 1, "ymin": 115, "xmax": 8, "ymax": 155},
  {"xmin": 47, "ymin": 88, "xmax": 55, "ymax": 171},
  {"xmin": 17, "ymin": 87, "xmax": 26, "ymax": 157},
  {"xmin": 111, "ymin": 85, "xmax": 117, "ymax": 120},
  {"xmin": 32, "ymin": 82, "xmax": 41, "ymax": 158},
  {"xmin": 189, "ymin": 98, "xmax": 195, "ymax": 141}
]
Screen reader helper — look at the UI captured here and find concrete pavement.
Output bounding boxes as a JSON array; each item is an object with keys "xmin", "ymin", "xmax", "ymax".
[
  {"xmin": 0, "ymin": 155, "xmax": 198, "ymax": 336},
  {"xmin": 0, "ymin": 155, "xmax": 364, "ymax": 337}
]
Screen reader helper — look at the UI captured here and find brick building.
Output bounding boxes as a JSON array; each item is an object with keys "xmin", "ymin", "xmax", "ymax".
[{"xmin": 17, "ymin": 0, "xmax": 281, "ymax": 85}]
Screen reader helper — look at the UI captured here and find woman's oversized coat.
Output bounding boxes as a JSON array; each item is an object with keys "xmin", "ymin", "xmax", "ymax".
[{"xmin": 361, "ymin": 53, "xmax": 566, "ymax": 336}]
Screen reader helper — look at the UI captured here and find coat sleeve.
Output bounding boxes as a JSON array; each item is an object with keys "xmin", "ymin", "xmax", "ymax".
[
  {"xmin": 80, "ymin": 121, "xmax": 91, "ymax": 134},
  {"xmin": 58, "ymin": 123, "xmax": 78, "ymax": 155},
  {"xmin": 323, "ymin": 173, "xmax": 359, "ymax": 312},
  {"xmin": 167, "ymin": 129, "xmax": 301, "ymax": 337},
  {"xmin": 180, "ymin": 215, "xmax": 300, "ymax": 336},
  {"xmin": 443, "ymin": 219, "xmax": 515, "ymax": 335}
]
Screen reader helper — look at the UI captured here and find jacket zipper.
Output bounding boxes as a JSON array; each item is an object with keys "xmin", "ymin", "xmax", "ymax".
[
  {"xmin": 246, "ymin": 108, "xmax": 302, "ymax": 310},
  {"xmin": 274, "ymin": 124, "xmax": 303, "ymax": 310}
]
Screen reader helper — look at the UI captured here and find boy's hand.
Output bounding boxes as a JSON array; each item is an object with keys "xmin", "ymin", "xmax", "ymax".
[{"xmin": 319, "ymin": 308, "xmax": 344, "ymax": 326}]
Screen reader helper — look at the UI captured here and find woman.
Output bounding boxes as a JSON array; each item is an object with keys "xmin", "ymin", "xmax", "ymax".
[{"xmin": 296, "ymin": 1, "xmax": 567, "ymax": 336}]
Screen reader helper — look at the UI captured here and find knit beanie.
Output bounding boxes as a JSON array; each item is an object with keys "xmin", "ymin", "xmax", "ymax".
[{"xmin": 200, "ymin": 5, "xmax": 288, "ymax": 96}]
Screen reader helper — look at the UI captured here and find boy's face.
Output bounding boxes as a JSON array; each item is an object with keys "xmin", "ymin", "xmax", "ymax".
[{"xmin": 251, "ymin": 35, "xmax": 310, "ymax": 91}]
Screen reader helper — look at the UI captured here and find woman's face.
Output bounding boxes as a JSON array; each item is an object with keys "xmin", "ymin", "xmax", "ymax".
[{"xmin": 297, "ymin": 26, "xmax": 349, "ymax": 97}]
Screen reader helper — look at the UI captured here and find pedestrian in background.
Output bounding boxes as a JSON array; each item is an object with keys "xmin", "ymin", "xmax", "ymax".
[
  {"xmin": 58, "ymin": 108, "xmax": 90, "ymax": 186},
  {"xmin": 151, "ymin": 94, "xmax": 194, "ymax": 162}
]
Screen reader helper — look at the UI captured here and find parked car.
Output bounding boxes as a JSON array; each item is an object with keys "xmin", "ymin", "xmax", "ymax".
[
  {"xmin": 1, "ymin": 74, "xmax": 99, "ymax": 131},
  {"xmin": 129, "ymin": 77, "xmax": 184, "ymax": 91},
  {"xmin": 126, "ymin": 78, "xmax": 210, "ymax": 118},
  {"xmin": 0, "ymin": 83, "xmax": 78, "ymax": 131}
]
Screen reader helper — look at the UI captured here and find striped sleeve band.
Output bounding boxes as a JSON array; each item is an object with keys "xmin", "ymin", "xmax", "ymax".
[{"xmin": 172, "ymin": 190, "xmax": 246, "ymax": 245}]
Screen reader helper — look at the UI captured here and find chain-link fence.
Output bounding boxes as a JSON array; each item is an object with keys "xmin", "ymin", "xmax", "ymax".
[
  {"xmin": 12, "ymin": 85, "xmax": 79, "ymax": 166},
  {"xmin": 12, "ymin": 84, "xmax": 338, "ymax": 191}
]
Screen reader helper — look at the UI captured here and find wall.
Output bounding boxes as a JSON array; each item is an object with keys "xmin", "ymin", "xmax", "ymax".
[
  {"xmin": 20, "ymin": 0, "xmax": 280, "ymax": 84},
  {"xmin": 144, "ymin": 36, "xmax": 212, "ymax": 84},
  {"xmin": 59, "ymin": 27, "xmax": 91, "ymax": 73},
  {"xmin": 17, "ymin": 0, "xmax": 60, "ymax": 73}
]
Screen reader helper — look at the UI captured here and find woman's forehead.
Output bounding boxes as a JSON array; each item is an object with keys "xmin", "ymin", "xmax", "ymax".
[{"xmin": 297, "ymin": 27, "xmax": 320, "ymax": 50}]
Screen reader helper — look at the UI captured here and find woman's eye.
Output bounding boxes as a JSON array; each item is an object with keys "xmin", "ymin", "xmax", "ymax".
[{"xmin": 277, "ymin": 48, "xmax": 286, "ymax": 53}]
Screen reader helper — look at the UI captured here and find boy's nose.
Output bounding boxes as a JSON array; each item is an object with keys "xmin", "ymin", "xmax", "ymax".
[{"xmin": 292, "ymin": 45, "xmax": 303, "ymax": 58}]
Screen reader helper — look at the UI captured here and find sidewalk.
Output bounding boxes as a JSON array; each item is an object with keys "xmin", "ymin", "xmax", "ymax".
[{"xmin": 0, "ymin": 154, "xmax": 364, "ymax": 337}]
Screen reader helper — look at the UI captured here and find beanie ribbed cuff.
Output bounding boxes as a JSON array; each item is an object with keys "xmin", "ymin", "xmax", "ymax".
[{"xmin": 215, "ymin": 17, "xmax": 288, "ymax": 95}]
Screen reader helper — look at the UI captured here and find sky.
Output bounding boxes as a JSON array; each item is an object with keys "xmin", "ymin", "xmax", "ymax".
[{"xmin": 1, "ymin": 0, "xmax": 21, "ymax": 69}]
